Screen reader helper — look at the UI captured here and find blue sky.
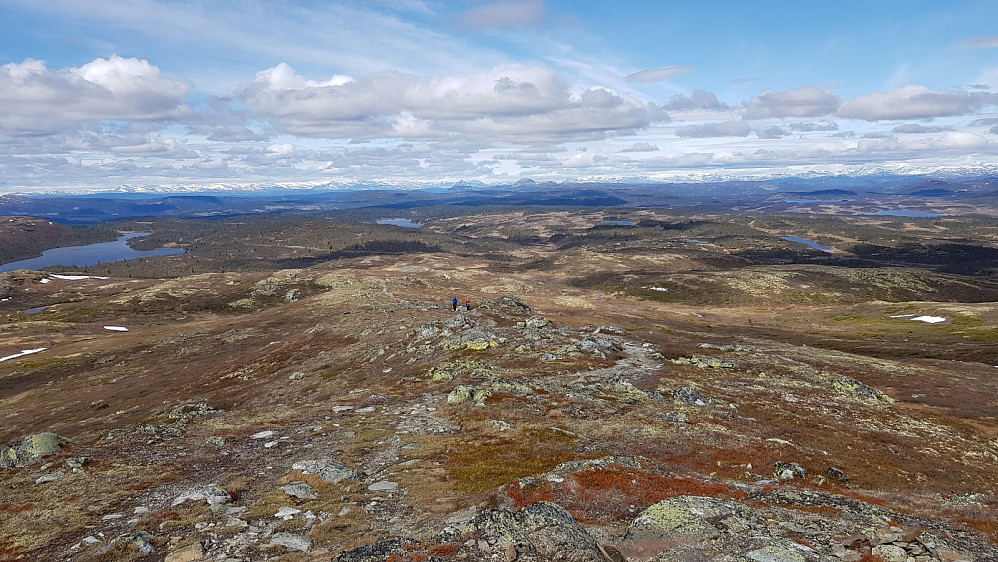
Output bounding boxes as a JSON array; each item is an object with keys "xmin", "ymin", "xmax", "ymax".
[{"xmin": 1, "ymin": 0, "xmax": 998, "ymax": 191}]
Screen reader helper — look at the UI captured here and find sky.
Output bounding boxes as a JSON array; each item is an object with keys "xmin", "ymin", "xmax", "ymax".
[{"xmin": 2, "ymin": 0, "xmax": 998, "ymax": 192}]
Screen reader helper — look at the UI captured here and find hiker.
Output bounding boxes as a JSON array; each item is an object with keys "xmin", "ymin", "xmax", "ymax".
[
  {"xmin": 465, "ymin": 299, "xmax": 471, "ymax": 311},
  {"xmin": 452, "ymin": 296, "xmax": 458, "ymax": 311}
]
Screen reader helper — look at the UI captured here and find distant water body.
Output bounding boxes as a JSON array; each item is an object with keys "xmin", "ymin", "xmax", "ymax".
[
  {"xmin": 781, "ymin": 236, "xmax": 835, "ymax": 252},
  {"xmin": 0, "ymin": 232, "xmax": 186, "ymax": 273},
  {"xmin": 860, "ymin": 210, "xmax": 942, "ymax": 218},
  {"xmin": 377, "ymin": 218, "xmax": 424, "ymax": 228}
]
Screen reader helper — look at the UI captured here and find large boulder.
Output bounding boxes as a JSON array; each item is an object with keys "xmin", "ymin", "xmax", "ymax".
[
  {"xmin": 292, "ymin": 459, "xmax": 363, "ymax": 483},
  {"xmin": 466, "ymin": 501, "xmax": 605, "ymax": 561},
  {"xmin": 1, "ymin": 432, "xmax": 71, "ymax": 468},
  {"xmin": 625, "ymin": 496, "xmax": 754, "ymax": 544}
]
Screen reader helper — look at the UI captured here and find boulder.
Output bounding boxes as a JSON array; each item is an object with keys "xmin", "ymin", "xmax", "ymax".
[
  {"xmin": 1, "ymin": 432, "xmax": 71, "ymax": 468},
  {"xmin": 172, "ymin": 484, "xmax": 232, "ymax": 507},
  {"xmin": 745, "ymin": 541, "xmax": 808, "ymax": 562},
  {"xmin": 165, "ymin": 541, "xmax": 204, "ymax": 562},
  {"xmin": 280, "ymin": 481, "xmax": 318, "ymax": 500},
  {"xmin": 333, "ymin": 538, "xmax": 418, "ymax": 561},
  {"xmin": 270, "ymin": 532, "xmax": 314, "ymax": 552},
  {"xmin": 466, "ymin": 501, "xmax": 605, "ymax": 561},
  {"xmin": 625, "ymin": 496, "xmax": 754, "ymax": 543}
]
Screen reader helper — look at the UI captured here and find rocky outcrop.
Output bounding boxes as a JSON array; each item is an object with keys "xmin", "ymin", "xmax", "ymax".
[
  {"xmin": 291, "ymin": 459, "xmax": 363, "ymax": 483},
  {"xmin": 1, "ymin": 432, "xmax": 71, "ymax": 468},
  {"xmin": 624, "ymin": 495, "xmax": 756, "ymax": 543}
]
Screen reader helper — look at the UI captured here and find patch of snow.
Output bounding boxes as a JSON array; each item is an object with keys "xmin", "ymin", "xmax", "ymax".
[
  {"xmin": 50, "ymin": 274, "xmax": 110, "ymax": 280},
  {"xmin": 103, "ymin": 326, "xmax": 128, "ymax": 332},
  {"xmin": 0, "ymin": 347, "xmax": 47, "ymax": 362},
  {"xmin": 911, "ymin": 316, "xmax": 946, "ymax": 324},
  {"xmin": 39, "ymin": 278, "xmax": 50, "ymax": 283},
  {"xmin": 641, "ymin": 286, "xmax": 669, "ymax": 292},
  {"xmin": 889, "ymin": 314, "xmax": 915, "ymax": 318}
]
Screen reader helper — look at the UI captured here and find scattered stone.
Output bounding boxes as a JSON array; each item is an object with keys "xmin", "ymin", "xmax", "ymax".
[
  {"xmin": 35, "ymin": 470, "xmax": 65, "ymax": 484},
  {"xmin": 333, "ymin": 538, "xmax": 418, "ymax": 561},
  {"xmin": 332, "ymin": 405, "xmax": 354, "ymax": 412},
  {"xmin": 672, "ymin": 356, "xmax": 736, "ymax": 369},
  {"xmin": 492, "ymin": 419, "xmax": 515, "ymax": 431},
  {"xmin": 280, "ymin": 481, "xmax": 318, "ymax": 500},
  {"xmin": 288, "ymin": 371, "xmax": 305, "ymax": 381},
  {"xmin": 292, "ymin": 459, "xmax": 363, "ymax": 483},
  {"xmin": 205, "ymin": 436, "xmax": 225, "ymax": 447},
  {"xmin": 98, "ymin": 531, "xmax": 155, "ymax": 555},
  {"xmin": 698, "ymin": 343, "xmax": 762, "ymax": 352},
  {"xmin": 368, "ymin": 481, "xmax": 399, "ymax": 492},
  {"xmin": 774, "ymin": 461, "xmax": 807, "ymax": 480},
  {"xmin": 672, "ymin": 386, "xmax": 708, "ymax": 406},
  {"xmin": 662, "ymin": 412, "xmax": 689, "ymax": 423},
  {"xmin": 545, "ymin": 474, "xmax": 565, "ymax": 483},
  {"xmin": 250, "ymin": 430, "xmax": 275, "ymax": 439},
  {"xmin": 0, "ymin": 432, "xmax": 71, "ymax": 468},
  {"xmin": 524, "ymin": 316, "xmax": 550, "ymax": 329},
  {"xmin": 171, "ymin": 484, "xmax": 232, "ymax": 507},
  {"xmin": 270, "ymin": 532, "xmax": 314, "ymax": 552},
  {"xmin": 164, "ymin": 541, "xmax": 204, "ymax": 562},
  {"xmin": 356, "ymin": 406, "xmax": 376, "ymax": 413}
]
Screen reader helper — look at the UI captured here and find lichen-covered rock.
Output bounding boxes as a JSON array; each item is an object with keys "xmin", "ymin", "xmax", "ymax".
[
  {"xmin": 774, "ymin": 461, "xmax": 807, "ymax": 481},
  {"xmin": 479, "ymin": 296, "xmax": 533, "ymax": 315},
  {"xmin": 745, "ymin": 541, "xmax": 809, "ymax": 562},
  {"xmin": 292, "ymin": 459, "xmax": 362, "ymax": 483},
  {"xmin": 871, "ymin": 544, "xmax": 907, "ymax": 562},
  {"xmin": 672, "ymin": 356, "xmax": 736, "ymax": 369},
  {"xmin": 832, "ymin": 376, "xmax": 895, "ymax": 403},
  {"xmin": 171, "ymin": 484, "xmax": 232, "ymax": 506},
  {"xmin": 524, "ymin": 316, "xmax": 550, "ymax": 329},
  {"xmin": 465, "ymin": 501, "xmax": 605, "ymax": 561},
  {"xmin": 554, "ymin": 456, "xmax": 645, "ymax": 473},
  {"xmin": 333, "ymin": 537, "xmax": 418, "ymax": 561},
  {"xmin": 1, "ymin": 432, "xmax": 71, "ymax": 468},
  {"xmin": 625, "ymin": 496, "xmax": 754, "ymax": 543}
]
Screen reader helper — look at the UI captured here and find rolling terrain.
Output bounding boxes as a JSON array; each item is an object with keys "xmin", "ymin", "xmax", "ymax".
[{"xmin": 1, "ymin": 203, "xmax": 997, "ymax": 561}]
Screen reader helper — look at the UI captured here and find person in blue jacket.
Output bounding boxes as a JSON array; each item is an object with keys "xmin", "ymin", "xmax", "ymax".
[{"xmin": 452, "ymin": 296, "xmax": 459, "ymax": 311}]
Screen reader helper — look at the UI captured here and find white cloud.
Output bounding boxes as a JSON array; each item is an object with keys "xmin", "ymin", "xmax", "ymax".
[
  {"xmin": 788, "ymin": 121, "xmax": 838, "ymax": 132},
  {"xmin": 0, "ymin": 56, "xmax": 189, "ymax": 135},
  {"xmin": 891, "ymin": 123, "xmax": 953, "ymax": 134},
  {"xmin": 621, "ymin": 142, "xmax": 659, "ymax": 153},
  {"xmin": 838, "ymin": 85, "xmax": 998, "ymax": 121},
  {"xmin": 663, "ymin": 90, "xmax": 727, "ymax": 111},
  {"xmin": 965, "ymin": 36, "xmax": 998, "ymax": 49},
  {"xmin": 743, "ymin": 86, "xmax": 840, "ymax": 119},
  {"xmin": 624, "ymin": 66, "xmax": 694, "ymax": 84},
  {"xmin": 676, "ymin": 121, "xmax": 752, "ymax": 138},
  {"xmin": 456, "ymin": 0, "xmax": 545, "ymax": 30},
  {"xmin": 241, "ymin": 63, "xmax": 664, "ymax": 141}
]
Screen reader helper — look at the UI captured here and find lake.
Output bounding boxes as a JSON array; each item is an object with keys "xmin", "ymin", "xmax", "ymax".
[
  {"xmin": 377, "ymin": 218, "xmax": 424, "ymax": 228},
  {"xmin": 859, "ymin": 210, "xmax": 942, "ymax": 218},
  {"xmin": 781, "ymin": 236, "xmax": 834, "ymax": 252},
  {"xmin": 0, "ymin": 232, "xmax": 186, "ymax": 272}
]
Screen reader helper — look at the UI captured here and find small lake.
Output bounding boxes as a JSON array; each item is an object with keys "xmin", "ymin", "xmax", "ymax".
[
  {"xmin": 785, "ymin": 199, "xmax": 850, "ymax": 204},
  {"xmin": 377, "ymin": 218, "xmax": 424, "ymax": 229},
  {"xmin": 860, "ymin": 210, "xmax": 942, "ymax": 218},
  {"xmin": 781, "ymin": 236, "xmax": 834, "ymax": 252},
  {"xmin": 598, "ymin": 220, "xmax": 635, "ymax": 226},
  {"xmin": 0, "ymin": 232, "xmax": 186, "ymax": 273}
]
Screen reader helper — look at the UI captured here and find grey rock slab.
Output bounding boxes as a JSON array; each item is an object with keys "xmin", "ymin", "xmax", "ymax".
[
  {"xmin": 292, "ymin": 459, "xmax": 362, "ymax": 483},
  {"xmin": 280, "ymin": 481, "xmax": 318, "ymax": 500},
  {"xmin": 745, "ymin": 543, "xmax": 808, "ymax": 562},
  {"xmin": 368, "ymin": 481, "xmax": 399, "ymax": 492},
  {"xmin": 270, "ymin": 532, "xmax": 314, "ymax": 552},
  {"xmin": 35, "ymin": 470, "xmax": 65, "ymax": 484}
]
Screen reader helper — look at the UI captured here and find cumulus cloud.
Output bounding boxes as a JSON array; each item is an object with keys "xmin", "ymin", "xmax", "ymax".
[
  {"xmin": 624, "ymin": 66, "xmax": 695, "ymax": 84},
  {"xmin": 788, "ymin": 121, "xmax": 838, "ymax": 132},
  {"xmin": 676, "ymin": 120, "xmax": 752, "ymax": 138},
  {"xmin": 241, "ymin": 63, "xmax": 665, "ymax": 141},
  {"xmin": 663, "ymin": 90, "xmax": 727, "ymax": 111},
  {"xmin": 621, "ymin": 142, "xmax": 659, "ymax": 152},
  {"xmin": 0, "ymin": 56, "xmax": 189, "ymax": 135},
  {"xmin": 891, "ymin": 123, "xmax": 953, "ymax": 134},
  {"xmin": 838, "ymin": 85, "xmax": 998, "ymax": 120},
  {"xmin": 456, "ymin": 0, "xmax": 544, "ymax": 30},
  {"xmin": 743, "ymin": 86, "xmax": 840, "ymax": 119}
]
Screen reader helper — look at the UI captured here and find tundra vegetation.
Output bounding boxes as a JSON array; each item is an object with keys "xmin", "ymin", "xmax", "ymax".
[{"xmin": 1, "ymin": 191, "xmax": 997, "ymax": 560}]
